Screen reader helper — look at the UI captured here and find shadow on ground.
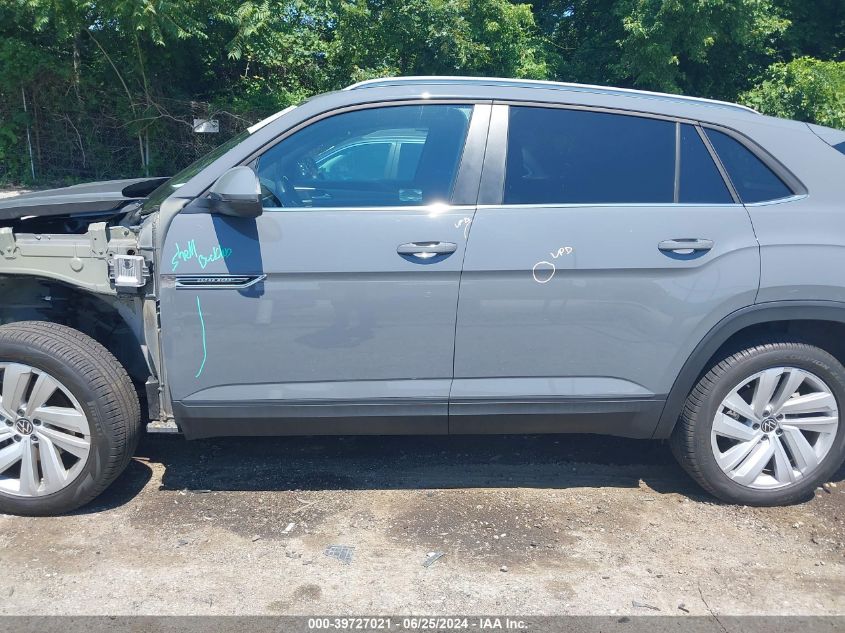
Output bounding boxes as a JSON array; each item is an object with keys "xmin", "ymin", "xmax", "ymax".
[
  {"xmin": 83, "ymin": 431, "xmax": 845, "ymax": 514},
  {"xmin": 147, "ymin": 435, "xmax": 711, "ymax": 496}
]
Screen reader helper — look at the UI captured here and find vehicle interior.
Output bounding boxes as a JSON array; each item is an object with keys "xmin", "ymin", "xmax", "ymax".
[{"xmin": 255, "ymin": 104, "xmax": 472, "ymax": 208}]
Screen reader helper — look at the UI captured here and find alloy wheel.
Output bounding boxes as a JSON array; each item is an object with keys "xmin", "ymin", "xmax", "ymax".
[
  {"xmin": 711, "ymin": 366, "xmax": 839, "ymax": 490},
  {"xmin": 0, "ymin": 363, "xmax": 91, "ymax": 497}
]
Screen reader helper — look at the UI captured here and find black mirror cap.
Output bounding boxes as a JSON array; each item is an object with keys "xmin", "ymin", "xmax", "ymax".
[
  {"xmin": 208, "ymin": 166, "xmax": 264, "ymax": 218},
  {"xmin": 208, "ymin": 192, "xmax": 263, "ymax": 218}
]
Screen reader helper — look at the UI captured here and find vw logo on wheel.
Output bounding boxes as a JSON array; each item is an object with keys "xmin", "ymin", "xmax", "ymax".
[
  {"xmin": 14, "ymin": 418, "xmax": 34, "ymax": 435},
  {"xmin": 760, "ymin": 417, "xmax": 779, "ymax": 434}
]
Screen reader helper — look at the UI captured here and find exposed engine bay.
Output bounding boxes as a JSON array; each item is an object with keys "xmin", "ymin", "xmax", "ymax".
[{"xmin": 0, "ymin": 176, "xmax": 167, "ymax": 234}]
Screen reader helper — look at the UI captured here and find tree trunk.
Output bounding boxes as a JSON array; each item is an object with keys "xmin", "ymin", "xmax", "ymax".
[{"xmin": 72, "ymin": 34, "xmax": 83, "ymax": 107}]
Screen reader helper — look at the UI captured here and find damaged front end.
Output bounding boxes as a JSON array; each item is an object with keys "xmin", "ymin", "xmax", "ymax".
[
  {"xmin": 0, "ymin": 221, "xmax": 148, "ymax": 294},
  {"xmin": 0, "ymin": 177, "xmax": 166, "ymax": 294},
  {"xmin": 0, "ymin": 177, "xmax": 169, "ymax": 425}
]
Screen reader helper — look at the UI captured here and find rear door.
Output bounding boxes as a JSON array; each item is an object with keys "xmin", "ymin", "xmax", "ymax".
[
  {"xmin": 451, "ymin": 104, "xmax": 760, "ymax": 436},
  {"xmin": 159, "ymin": 102, "xmax": 490, "ymax": 436}
]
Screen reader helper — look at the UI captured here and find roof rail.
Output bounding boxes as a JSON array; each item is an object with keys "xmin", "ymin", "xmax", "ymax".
[{"xmin": 344, "ymin": 76, "xmax": 758, "ymax": 114}]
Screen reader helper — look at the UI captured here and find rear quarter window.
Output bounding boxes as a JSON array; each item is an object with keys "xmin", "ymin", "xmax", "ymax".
[{"xmin": 704, "ymin": 129, "xmax": 793, "ymax": 203}]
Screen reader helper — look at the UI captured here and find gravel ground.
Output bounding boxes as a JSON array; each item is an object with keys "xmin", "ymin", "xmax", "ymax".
[{"xmin": 1, "ymin": 433, "xmax": 842, "ymax": 616}]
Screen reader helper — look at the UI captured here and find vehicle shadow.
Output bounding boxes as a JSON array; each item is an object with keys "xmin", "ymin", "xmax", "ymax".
[
  {"xmin": 141, "ymin": 433, "xmax": 716, "ymax": 501},
  {"xmin": 86, "ymin": 433, "xmax": 845, "ymax": 512},
  {"xmin": 74, "ymin": 457, "xmax": 154, "ymax": 514}
]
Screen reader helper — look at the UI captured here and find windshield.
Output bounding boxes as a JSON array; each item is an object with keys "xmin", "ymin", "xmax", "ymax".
[{"xmin": 140, "ymin": 105, "xmax": 299, "ymax": 214}]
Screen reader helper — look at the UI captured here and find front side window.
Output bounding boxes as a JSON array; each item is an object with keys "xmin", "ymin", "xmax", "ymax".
[
  {"xmin": 256, "ymin": 104, "xmax": 472, "ymax": 208},
  {"xmin": 504, "ymin": 107, "xmax": 676, "ymax": 205},
  {"xmin": 704, "ymin": 128, "xmax": 792, "ymax": 203}
]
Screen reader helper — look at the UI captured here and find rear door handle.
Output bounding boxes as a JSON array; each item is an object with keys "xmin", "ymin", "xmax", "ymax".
[
  {"xmin": 658, "ymin": 238, "xmax": 714, "ymax": 254},
  {"xmin": 397, "ymin": 241, "xmax": 457, "ymax": 259}
]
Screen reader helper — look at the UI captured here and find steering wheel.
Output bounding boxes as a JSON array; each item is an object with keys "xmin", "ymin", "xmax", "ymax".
[{"xmin": 278, "ymin": 175, "xmax": 304, "ymax": 207}]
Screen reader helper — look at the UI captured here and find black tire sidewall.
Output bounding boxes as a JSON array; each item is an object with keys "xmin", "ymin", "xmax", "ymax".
[
  {"xmin": 693, "ymin": 344, "xmax": 845, "ymax": 505},
  {"xmin": 0, "ymin": 337, "xmax": 116, "ymax": 515}
]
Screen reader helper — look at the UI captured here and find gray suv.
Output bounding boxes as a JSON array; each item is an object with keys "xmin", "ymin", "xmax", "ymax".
[{"xmin": 1, "ymin": 77, "xmax": 845, "ymax": 515}]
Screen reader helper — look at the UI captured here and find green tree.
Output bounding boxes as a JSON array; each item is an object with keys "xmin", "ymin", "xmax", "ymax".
[
  {"xmin": 221, "ymin": 0, "xmax": 548, "ymax": 102},
  {"xmin": 536, "ymin": 0, "xmax": 790, "ymax": 100},
  {"xmin": 776, "ymin": 0, "xmax": 845, "ymax": 62},
  {"xmin": 14, "ymin": 0, "xmax": 226, "ymax": 175},
  {"xmin": 333, "ymin": 0, "xmax": 547, "ymax": 80},
  {"xmin": 531, "ymin": 0, "xmax": 624, "ymax": 86},
  {"xmin": 742, "ymin": 57, "xmax": 845, "ymax": 128},
  {"xmin": 219, "ymin": 0, "xmax": 339, "ymax": 109},
  {"xmin": 617, "ymin": 0, "xmax": 789, "ymax": 98}
]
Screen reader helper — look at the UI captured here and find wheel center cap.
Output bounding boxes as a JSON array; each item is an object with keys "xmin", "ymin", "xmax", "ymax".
[
  {"xmin": 761, "ymin": 417, "xmax": 779, "ymax": 434},
  {"xmin": 14, "ymin": 418, "xmax": 33, "ymax": 435}
]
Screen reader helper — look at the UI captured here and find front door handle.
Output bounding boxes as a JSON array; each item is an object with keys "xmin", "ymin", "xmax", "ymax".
[
  {"xmin": 658, "ymin": 238, "xmax": 714, "ymax": 255},
  {"xmin": 397, "ymin": 241, "xmax": 457, "ymax": 259}
]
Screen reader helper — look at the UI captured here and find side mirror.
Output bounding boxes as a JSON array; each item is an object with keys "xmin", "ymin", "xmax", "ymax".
[{"xmin": 207, "ymin": 166, "xmax": 263, "ymax": 218}]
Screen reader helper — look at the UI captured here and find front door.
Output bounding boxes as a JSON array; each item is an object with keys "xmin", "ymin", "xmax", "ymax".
[
  {"xmin": 452, "ymin": 104, "xmax": 760, "ymax": 436},
  {"xmin": 159, "ymin": 102, "xmax": 489, "ymax": 436}
]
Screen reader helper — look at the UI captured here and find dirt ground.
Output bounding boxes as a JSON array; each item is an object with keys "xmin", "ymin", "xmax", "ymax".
[{"xmin": 0, "ymin": 432, "xmax": 842, "ymax": 616}]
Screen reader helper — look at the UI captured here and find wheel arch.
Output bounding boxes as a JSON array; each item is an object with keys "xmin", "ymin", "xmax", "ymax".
[
  {"xmin": 0, "ymin": 275, "xmax": 151, "ymax": 385},
  {"xmin": 653, "ymin": 301, "xmax": 845, "ymax": 439}
]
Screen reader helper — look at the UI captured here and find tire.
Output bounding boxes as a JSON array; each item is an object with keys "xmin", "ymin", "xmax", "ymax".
[
  {"xmin": 671, "ymin": 339, "xmax": 845, "ymax": 506},
  {"xmin": 0, "ymin": 321, "xmax": 140, "ymax": 516}
]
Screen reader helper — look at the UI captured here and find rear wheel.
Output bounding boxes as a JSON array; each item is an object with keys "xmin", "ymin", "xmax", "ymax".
[
  {"xmin": 671, "ymin": 340, "xmax": 845, "ymax": 505},
  {"xmin": 0, "ymin": 321, "xmax": 140, "ymax": 516}
]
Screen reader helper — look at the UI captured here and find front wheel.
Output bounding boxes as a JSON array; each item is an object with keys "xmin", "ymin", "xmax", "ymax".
[
  {"xmin": 671, "ymin": 340, "xmax": 845, "ymax": 506},
  {"xmin": 0, "ymin": 321, "xmax": 140, "ymax": 516}
]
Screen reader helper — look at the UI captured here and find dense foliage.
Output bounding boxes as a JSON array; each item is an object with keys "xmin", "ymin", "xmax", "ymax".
[
  {"xmin": 742, "ymin": 57, "xmax": 845, "ymax": 129},
  {"xmin": 1, "ymin": 0, "xmax": 843, "ymax": 184}
]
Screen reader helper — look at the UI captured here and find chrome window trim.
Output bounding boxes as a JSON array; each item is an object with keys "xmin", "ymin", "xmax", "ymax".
[
  {"xmin": 474, "ymin": 194, "xmax": 807, "ymax": 210},
  {"xmin": 257, "ymin": 203, "xmax": 478, "ymax": 214},
  {"xmin": 475, "ymin": 202, "xmax": 747, "ymax": 210},
  {"xmin": 743, "ymin": 194, "xmax": 809, "ymax": 207}
]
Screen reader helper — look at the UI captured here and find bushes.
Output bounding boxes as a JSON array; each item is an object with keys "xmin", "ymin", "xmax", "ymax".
[{"xmin": 741, "ymin": 58, "xmax": 845, "ymax": 128}]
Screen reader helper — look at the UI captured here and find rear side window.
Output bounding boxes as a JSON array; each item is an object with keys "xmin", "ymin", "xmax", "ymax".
[
  {"xmin": 504, "ymin": 107, "xmax": 675, "ymax": 204},
  {"xmin": 704, "ymin": 129, "xmax": 792, "ymax": 203},
  {"xmin": 396, "ymin": 142, "xmax": 424, "ymax": 180},
  {"xmin": 679, "ymin": 124, "xmax": 733, "ymax": 204}
]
